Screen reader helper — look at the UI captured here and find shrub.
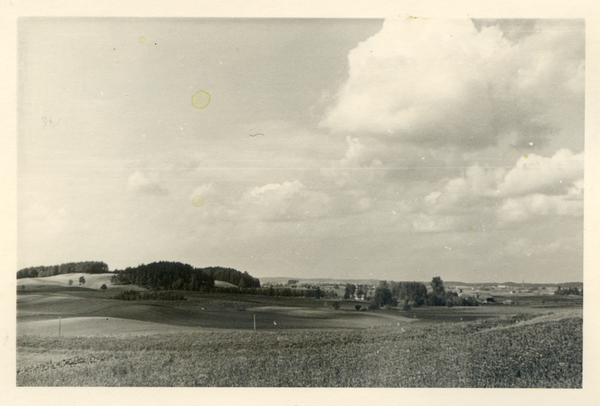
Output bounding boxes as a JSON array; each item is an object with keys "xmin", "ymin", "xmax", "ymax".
[
  {"xmin": 367, "ymin": 304, "xmax": 380, "ymax": 311},
  {"xmin": 332, "ymin": 302, "xmax": 341, "ymax": 310},
  {"xmin": 68, "ymin": 279, "xmax": 73, "ymax": 286},
  {"xmin": 355, "ymin": 305, "xmax": 362, "ymax": 311},
  {"xmin": 100, "ymin": 284, "xmax": 107, "ymax": 290}
]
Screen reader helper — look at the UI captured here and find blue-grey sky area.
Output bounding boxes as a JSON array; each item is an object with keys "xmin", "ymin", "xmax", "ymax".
[{"xmin": 18, "ymin": 18, "xmax": 584, "ymax": 283}]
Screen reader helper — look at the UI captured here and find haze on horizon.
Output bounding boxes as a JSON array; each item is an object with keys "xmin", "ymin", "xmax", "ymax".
[{"xmin": 18, "ymin": 18, "xmax": 584, "ymax": 284}]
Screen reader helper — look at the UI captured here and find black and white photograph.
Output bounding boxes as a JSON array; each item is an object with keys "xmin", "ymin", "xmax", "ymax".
[{"xmin": 7, "ymin": 7, "xmax": 594, "ymax": 397}]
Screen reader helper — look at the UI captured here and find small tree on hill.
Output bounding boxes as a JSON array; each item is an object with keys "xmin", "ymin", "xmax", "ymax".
[
  {"xmin": 332, "ymin": 301, "xmax": 341, "ymax": 310},
  {"xmin": 68, "ymin": 279, "xmax": 73, "ymax": 286},
  {"xmin": 79, "ymin": 276, "xmax": 86, "ymax": 285},
  {"xmin": 101, "ymin": 284, "xmax": 107, "ymax": 290},
  {"xmin": 355, "ymin": 305, "xmax": 362, "ymax": 311}
]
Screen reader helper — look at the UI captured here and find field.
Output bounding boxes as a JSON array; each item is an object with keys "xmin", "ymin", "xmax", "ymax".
[{"xmin": 16, "ymin": 275, "xmax": 583, "ymax": 387}]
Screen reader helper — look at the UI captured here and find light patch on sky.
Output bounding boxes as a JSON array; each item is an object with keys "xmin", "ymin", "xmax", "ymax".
[{"xmin": 18, "ymin": 18, "xmax": 584, "ymax": 283}]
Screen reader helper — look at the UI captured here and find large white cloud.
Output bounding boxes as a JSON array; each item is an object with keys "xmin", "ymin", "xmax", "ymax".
[
  {"xmin": 413, "ymin": 149, "xmax": 583, "ymax": 230},
  {"xmin": 498, "ymin": 149, "xmax": 583, "ymax": 197},
  {"xmin": 321, "ymin": 18, "xmax": 584, "ymax": 150}
]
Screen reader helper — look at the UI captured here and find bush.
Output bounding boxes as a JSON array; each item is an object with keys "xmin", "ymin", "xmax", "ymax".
[
  {"xmin": 68, "ymin": 279, "xmax": 73, "ymax": 286},
  {"xmin": 402, "ymin": 302, "xmax": 411, "ymax": 311},
  {"xmin": 332, "ymin": 302, "xmax": 341, "ymax": 310},
  {"xmin": 367, "ymin": 304, "xmax": 380, "ymax": 311},
  {"xmin": 100, "ymin": 284, "xmax": 107, "ymax": 290},
  {"xmin": 355, "ymin": 305, "xmax": 362, "ymax": 311}
]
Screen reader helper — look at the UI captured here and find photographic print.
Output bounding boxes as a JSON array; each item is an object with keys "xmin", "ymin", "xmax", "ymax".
[{"xmin": 16, "ymin": 17, "xmax": 584, "ymax": 387}]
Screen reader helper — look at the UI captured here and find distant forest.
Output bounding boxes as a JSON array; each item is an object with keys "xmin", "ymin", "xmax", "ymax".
[
  {"xmin": 110, "ymin": 262, "xmax": 260, "ymax": 291},
  {"xmin": 16, "ymin": 261, "xmax": 109, "ymax": 279}
]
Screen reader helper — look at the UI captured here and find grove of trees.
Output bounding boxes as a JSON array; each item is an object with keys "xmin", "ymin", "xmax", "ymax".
[
  {"xmin": 110, "ymin": 261, "xmax": 216, "ymax": 291},
  {"xmin": 555, "ymin": 286, "xmax": 582, "ymax": 296}
]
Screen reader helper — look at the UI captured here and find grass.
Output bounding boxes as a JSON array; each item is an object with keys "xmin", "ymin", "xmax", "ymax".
[{"xmin": 17, "ymin": 314, "xmax": 582, "ymax": 387}]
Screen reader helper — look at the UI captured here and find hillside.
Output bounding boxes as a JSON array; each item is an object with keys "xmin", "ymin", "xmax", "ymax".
[{"xmin": 17, "ymin": 273, "xmax": 118, "ymax": 290}]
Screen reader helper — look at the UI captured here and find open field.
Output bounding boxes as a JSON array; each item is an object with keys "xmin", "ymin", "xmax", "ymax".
[
  {"xmin": 16, "ymin": 280, "xmax": 583, "ymax": 387},
  {"xmin": 17, "ymin": 315, "xmax": 582, "ymax": 387}
]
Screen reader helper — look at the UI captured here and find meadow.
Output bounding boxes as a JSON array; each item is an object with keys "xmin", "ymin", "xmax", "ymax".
[{"xmin": 16, "ymin": 275, "xmax": 583, "ymax": 387}]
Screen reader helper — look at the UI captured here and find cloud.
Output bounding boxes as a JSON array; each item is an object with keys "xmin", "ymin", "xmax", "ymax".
[
  {"xmin": 497, "ymin": 193, "xmax": 582, "ymax": 224},
  {"xmin": 242, "ymin": 180, "xmax": 331, "ymax": 222},
  {"xmin": 320, "ymin": 18, "xmax": 584, "ymax": 150},
  {"xmin": 411, "ymin": 149, "xmax": 583, "ymax": 230},
  {"xmin": 127, "ymin": 171, "xmax": 168, "ymax": 196},
  {"xmin": 498, "ymin": 149, "xmax": 583, "ymax": 197}
]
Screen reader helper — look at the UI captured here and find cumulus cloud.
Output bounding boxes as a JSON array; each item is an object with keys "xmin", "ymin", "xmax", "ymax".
[
  {"xmin": 127, "ymin": 171, "xmax": 168, "ymax": 196},
  {"xmin": 413, "ymin": 149, "xmax": 583, "ymax": 230},
  {"xmin": 497, "ymin": 193, "xmax": 582, "ymax": 224},
  {"xmin": 498, "ymin": 149, "xmax": 583, "ymax": 197},
  {"xmin": 242, "ymin": 180, "xmax": 331, "ymax": 222},
  {"xmin": 321, "ymin": 18, "xmax": 584, "ymax": 150}
]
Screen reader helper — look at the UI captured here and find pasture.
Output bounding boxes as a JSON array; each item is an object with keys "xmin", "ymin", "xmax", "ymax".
[{"xmin": 16, "ymin": 276, "xmax": 583, "ymax": 387}]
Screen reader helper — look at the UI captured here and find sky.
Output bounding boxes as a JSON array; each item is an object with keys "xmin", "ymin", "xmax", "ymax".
[{"xmin": 17, "ymin": 18, "xmax": 585, "ymax": 283}]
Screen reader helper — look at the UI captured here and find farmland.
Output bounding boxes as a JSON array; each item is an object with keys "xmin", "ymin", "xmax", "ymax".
[{"xmin": 16, "ymin": 275, "xmax": 583, "ymax": 387}]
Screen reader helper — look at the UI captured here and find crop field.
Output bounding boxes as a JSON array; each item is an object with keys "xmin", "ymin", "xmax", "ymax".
[{"xmin": 16, "ymin": 281, "xmax": 583, "ymax": 387}]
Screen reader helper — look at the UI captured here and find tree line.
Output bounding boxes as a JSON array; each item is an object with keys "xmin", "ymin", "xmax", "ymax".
[
  {"xmin": 17, "ymin": 261, "xmax": 109, "ymax": 279},
  {"xmin": 347, "ymin": 277, "xmax": 479, "ymax": 310},
  {"xmin": 111, "ymin": 261, "xmax": 216, "ymax": 291},
  {"xmin": 554, "ymin": 286, "xmax": 582, "ymax": 296}
]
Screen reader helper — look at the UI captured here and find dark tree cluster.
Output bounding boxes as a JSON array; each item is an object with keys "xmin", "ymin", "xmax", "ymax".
[
  {"xmin": 111, "ymin": 261, "xmax": 215, "ymax": 291},
  {"xmin": 423, "ymin": 277, "xmax": 478, "ymax": 307},
  {"xmin": 202, "ymin": 267, "xmax": 260, "ymax": 288},
  {"xmin": 366, "ymin": 277, "xmax": 478, "ymax": 310},
  {"xmin": 390, "ymin": 281, "xmax": 428, "ymax": 306},
  {"xmin": 373, "ymin": 281, "xmax": 398, "ymax": 307},
  {"xmin": 213, "ymin": 285, "xmax": 337, "ymax": 299},
  {"xmin": 555, "ymin": 286, "xmax": 582, "ymax": 296},
  {"xmin": 17, "ymin": 261, "xmax": 109, "ymax": 279},
  {"xmin": 343, "ymin": 283, "xmax": 368, "ymax": 300},
  {"xmin": 110, "ymin": 262, "xmax": 263, "ymax": 292}
]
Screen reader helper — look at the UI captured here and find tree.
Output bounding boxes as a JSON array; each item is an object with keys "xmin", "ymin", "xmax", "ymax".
[
  {"xmin": 315, "ymin": 286, "xmax": 322, "ymax": 299},
  {"xmin": 79, "ymin": 276, "xmax": 86, "ymax": 285},
  {"xmin": 100, "ymin": 284, "xmax": 107, "ymax": 290},
  {"xmin": 355, "ymin": 305, "xmax": 362, "ymax": 311},
  {"xmin": 430, "ymin": 276, "xmax": 445, "ymax": 296},
  {"xmin": 332, "ymin": 302, "xmax": 341, "ymax": 310},
  {"xmin": 68, "ymin": 279, "xmax": 73, "ymax": 286},
  {"xmin": 373, "ymin": 286, "xmax": 396, "ymax": 307},
  {"xmin": 344, "ymin": 283, "xmax": 356, "ymax": 299}
]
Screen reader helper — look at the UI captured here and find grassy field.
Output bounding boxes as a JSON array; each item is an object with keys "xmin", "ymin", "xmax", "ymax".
[
  {"xmin": 17, "ymin": 314, "xmax": 582, "ymax": 387},
  {"xmin": 16, "ymin": 278, "xmax": 583, "ymax": 387}
]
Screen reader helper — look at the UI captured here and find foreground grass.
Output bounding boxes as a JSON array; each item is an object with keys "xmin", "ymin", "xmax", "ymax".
[{"xmin": 17, "ymin": 314, "xmax": 582, "ymax": 387}]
